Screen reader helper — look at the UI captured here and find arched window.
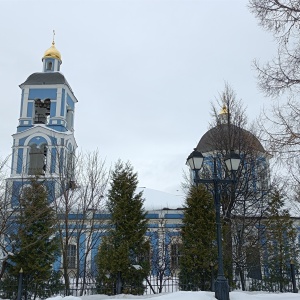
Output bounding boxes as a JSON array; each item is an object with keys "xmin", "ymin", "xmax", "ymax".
[
  {"xmin": 28, "ymin": 144, "xmax": 47, "ymax": 175},
  {"xmin": 46, "ymin": 61, "xmax": 53, "ymax": 70},
  {"xmin": 171, "ymin": 243, "xmax": 182, "ymax": 271},
  {"xmin": 67, "ymin": 244, "xmax": 76, "ymax": 269}
]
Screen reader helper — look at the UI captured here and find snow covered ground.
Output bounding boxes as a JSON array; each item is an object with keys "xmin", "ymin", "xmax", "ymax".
[{"xmin": 46, "ymin": 291, "xmax": 299, "ymax": 300}]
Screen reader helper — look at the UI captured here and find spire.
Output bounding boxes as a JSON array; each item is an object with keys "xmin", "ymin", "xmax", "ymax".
[
  {"xmin": 219, "ymin": 105, "xmax": 228, "ymax": 115},
  {"xmin": 219, "ymin": 104, "xmax": 229, "ymax": 124},
  {"xmin": 42, "ymin": 30, "xmax": 62, "ymax": 62},
  {"xmin": 42, "ymin": 31, "xmax": 62, "ymax": 72}
]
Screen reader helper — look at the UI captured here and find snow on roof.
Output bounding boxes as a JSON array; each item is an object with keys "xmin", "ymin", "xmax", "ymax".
[{"xmin": 138, "ymin": 187, "xmax": 185, "ymax": 211}]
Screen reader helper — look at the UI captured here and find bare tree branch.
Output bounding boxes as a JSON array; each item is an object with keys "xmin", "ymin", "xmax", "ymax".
[{"xmin": 249, "ymin": 0, "xmax": 300, "ymax": 96}]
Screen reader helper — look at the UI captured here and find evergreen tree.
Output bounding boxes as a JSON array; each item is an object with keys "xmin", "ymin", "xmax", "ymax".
[
  {"xmin": 96, "ymin": 161, "xmax": 150, "ymax": 295},
  {"xmin": 179, "ymin": 184, "xmax": 217, "ymax": 291},
  {"xmin": 264, "ymin": 190, "xmax": 299, "ymax": 292},
  {"xmin": 6, "ymin": 177, "xmax": 60, "ymax": 299}
]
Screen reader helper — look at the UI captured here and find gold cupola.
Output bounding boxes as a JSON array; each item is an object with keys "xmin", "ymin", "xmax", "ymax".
[
  {"xmin": 43, "ymin": 41, "xmax": 62, "ymax": 62},
  {"xmin": 218, "ymin": 104, "xmax": 229, "ymax": 124},
  {"xmin": 219, "ymin": 105, "xmax": 228, "ymax": 115}
]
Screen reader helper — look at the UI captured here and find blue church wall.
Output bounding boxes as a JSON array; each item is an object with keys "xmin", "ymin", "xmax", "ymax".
[
  {"xmin": 169, "ymin": 231, "xmax": 181, "ymax": 236},
  {"xmin": 61, "ymin": 93, "xmax": 65, "ymax": 116},
  {"xmin": 164, "ymin": 234, "xmax": 171, "ymax": 276},
  {"xmin": 53, "ymin": 253, "xmax": 61, "ymax": 271},
  {"xmin": 50, "ymin": 101, "xmax": 57, "ymax": 118},
  {"xmin": 68, "ymin": 214, "xmax": 84, "ymax": 220},
  {"xmin": 94, "ymin": 213, "xmax": 111, "ymax": 220},
  {"xmin": 15, "ymin": 116, "xmax": 40, "ymax": 150},
  {"xmin": 11, "ymin": 149, "xmax": 15, "ymax": 174},
  {"xmin": 17, "ymin": 125, "xmax": 33, "ymax": 132},
  {"xmin": 93, "ymin": 224, "xmax": 114, "ymax": 229},
  {"xmin": 50, "ymin": 136, "xmax": 58, "ymax": 145},
  {"xmin": 59, "ymin": 147, "xmax": 64, "ymax": 174},
  {"xmin": 18, "ymin": 137, "xmax": 27, "ymax": 147},
  {"xmin": 28, "ymin": 136, "xmax": 48, "ymax": 146},
  {"xmin": 19, "ymin": 121, "xmax": 32, "ymax": 127},
  {"xmin": 16, "ymin": 148, "xmax": 23, "ymax": 174},
  {"xmin": 146, "ymin": 213, "xmax": 159, "ymax": 219},
  {"xmin": 45, "ymin": 180, "xmax": 56, "ymax": 203},
  {"xmin": 164, "ymin": 214, "xmax": 184, "ymax": 219},
  {"xmin": 144, "ymin": 227, "xmax": 182, "ymax": 277},
  {"xmin": 27, "ymin": 101, "xmax": 33, "ymax": 118},
  {"xmin": 11, "ymin": 180, "xmax": 56, "ymax": 205},
  {"xmin": 24, "ymin": 148, "xmax": 29, "ymax": 174},
  {"xmin": 90, "ymin": 232, "xmax": 108, "ymax": 275},
  {"xmin": 256, "ymin": 223, "xmax": 300, "ymax": 278},
  {"xmin": 50, "ymin": 148, "xmax": 56, "ymax": 173},
  {"xmin": 165, "ymin": 224, "xmax": 182, "ymax": 229},
  {"xmin": 11, "ymin": 181, "xmax": 23, "ymax": 206},
  {"xmin": 52, "ymin": 232, "xmax": 87, "ymax": 274},
  {"xmin": 201, "ymin": 154, "xmax": 267, "ymax": 193},
  {"xmin": 147, "ymin": 231, "xmax": 158, "ymax": 275},
  {"xmin": 62, "ymin": 89, "xmax": 65, "ymax": 105},
  {"xmin": 28, "ymin": 88, "xmax": 57, "ymax": 100},
  {"xmin": 148, "ymin": 224, "xmax": 159, "ymax": 228},
  {"xmin": 79, "ymin": 233, "xmax": 86, "ymax": 274}
]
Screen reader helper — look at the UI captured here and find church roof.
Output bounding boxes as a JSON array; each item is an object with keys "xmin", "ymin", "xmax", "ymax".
[
  {"xmin": 20, "ymin": 72, "xmax": 74, "ymax": 94},
  {"xmin": 197, "ymin": 123, "xmax": 265, "ymax": 153},
  {"xmin": 137, "ymin": 187, "xmax": 185, "ymax": 210}
]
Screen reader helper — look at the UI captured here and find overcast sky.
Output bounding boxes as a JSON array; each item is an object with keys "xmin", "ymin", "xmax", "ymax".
[{"xmin": 0, "ymin": 0, "xmax": 276, "ymax": 195}]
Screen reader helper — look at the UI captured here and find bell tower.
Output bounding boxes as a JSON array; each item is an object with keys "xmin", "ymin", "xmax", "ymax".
[{"xmin": 7, "ymin": 39, "xmax": 78, "ymax": 205}]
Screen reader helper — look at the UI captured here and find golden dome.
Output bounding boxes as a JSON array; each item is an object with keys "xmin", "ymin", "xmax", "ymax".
[
  {"xmin": 43, "ymin": 41, "xmax": 62, "ymax": 61},
  {"xmin": 219, "ymin": 105, "xmax": 228, "ymax": 115}
]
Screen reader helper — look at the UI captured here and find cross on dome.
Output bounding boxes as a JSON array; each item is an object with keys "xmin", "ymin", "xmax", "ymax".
[{"xmin": 42, "ymin": 30, "xmax": 62, "ymax": 62}]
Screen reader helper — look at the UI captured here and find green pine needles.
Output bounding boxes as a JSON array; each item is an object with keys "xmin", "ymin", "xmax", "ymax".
[
  {"xmin": 263, "ymin": 190, "xmax": 299, "ymax": 292},
  {"xmin": 4, "ymin": 177, "xmax": 60, "ymax": 299},
  {"xmin": 96, "ymin": 161, "xmax": 150, "ymax": 295},
  {"xmin": 179, "ymin": 184, "xmax": 217, "ymax": 291}
]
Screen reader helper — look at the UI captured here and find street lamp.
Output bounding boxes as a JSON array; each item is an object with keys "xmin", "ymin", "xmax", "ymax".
[{"xmin": 186, "ymin": 148, "xmax": 241, "ymax": 300}]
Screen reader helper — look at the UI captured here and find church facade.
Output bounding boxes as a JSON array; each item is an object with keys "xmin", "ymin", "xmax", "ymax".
[
  {"xmin": 7, "ymin": 41, "xmax": 77, "ymax": 206},
  {"xmin": 5, "ymin": 42, "xmax": 183, "ymax": 282},
  {"xmin": 4, "ymin": 41, "xmax": 299, "ymax": 293}
]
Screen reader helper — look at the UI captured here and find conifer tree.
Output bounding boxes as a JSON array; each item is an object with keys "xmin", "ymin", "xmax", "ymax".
[
  {"xmin": 179, "ymin": 184, "xmax": 217, "ymax": 291},
  {"xmin": 7, "ymin": 177, "xmax": 60, "ymax": 299},
  {"xmin": 96, "ymin": 161, "xmax": 149, "ymax": 295},
  {"xmin": 264, "ymin": 190, "xmax": 299, "ymax": 292}
]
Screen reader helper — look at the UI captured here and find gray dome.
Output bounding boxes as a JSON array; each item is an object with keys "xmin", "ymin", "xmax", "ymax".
[{"xmin": 197, "ymin": 124, "xmax": 265, "ymax": 153}]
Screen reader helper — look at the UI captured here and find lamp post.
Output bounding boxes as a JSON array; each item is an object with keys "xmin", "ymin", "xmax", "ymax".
[
  {"xmin": 186, "ymin": 149, "xmax": 240, "ymax": 300},
  {"xmin": 17, "ymin": 268, "xmax": 23, "ymax": 300}
]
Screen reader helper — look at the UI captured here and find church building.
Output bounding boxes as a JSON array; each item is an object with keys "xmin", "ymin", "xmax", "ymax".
[
  {"xmin": 6, "ymin": 40, "xmax": 77, "ymax": 205},
  {"xmin": 4, "ymin": 41, "xmax": 184, "ymax": 282},
  {"xmin": 4, "ymin": 39, "xmax": 299, "ymax": 294}
]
